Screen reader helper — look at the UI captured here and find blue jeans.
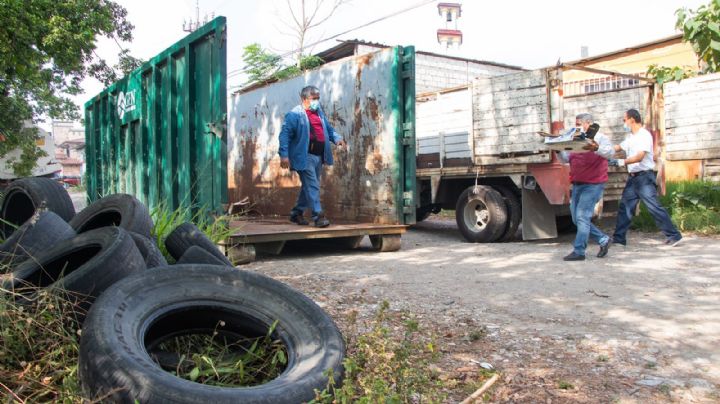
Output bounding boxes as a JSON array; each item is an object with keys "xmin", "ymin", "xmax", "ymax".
[
  {"xmin": 291, "ymin": 153, "xmax": 323, "ymax": 220},
  {"xmin": 570, "ymin": 183, "xmax": 610, "ymax": 256},
  {"xmin": 612, "ymin": 171, "xmax": 681, "ymax": 245}
]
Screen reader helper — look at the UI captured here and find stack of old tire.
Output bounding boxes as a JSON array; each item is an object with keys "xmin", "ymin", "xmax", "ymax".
[{"xmin": 0, "ymin": 178, "xmax": 344, "ymax": 403}]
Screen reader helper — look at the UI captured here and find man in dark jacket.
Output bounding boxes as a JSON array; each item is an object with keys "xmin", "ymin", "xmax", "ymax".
[{"xmin": 279, "ymin": 85, "xmax": 345, "ymax": 227}]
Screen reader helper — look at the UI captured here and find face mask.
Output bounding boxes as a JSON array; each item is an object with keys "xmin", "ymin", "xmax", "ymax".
[
  {"xmin": 309, "ymin": 100, "xmax": 320, "ymax": 111},
  {"xmin": 623, "ymin": 123, "xmax": 631, "ymax": 132}
]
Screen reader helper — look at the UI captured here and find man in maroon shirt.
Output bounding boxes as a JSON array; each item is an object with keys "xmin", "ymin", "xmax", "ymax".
[{"xmin": 558, "ymin": 113, "xmax": 614, "ymax": 261}]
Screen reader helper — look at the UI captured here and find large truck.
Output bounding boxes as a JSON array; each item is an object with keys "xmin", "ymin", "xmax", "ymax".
[{"xmin": 414, "ymin": 66, "xmax": 660, "ymax": 242}]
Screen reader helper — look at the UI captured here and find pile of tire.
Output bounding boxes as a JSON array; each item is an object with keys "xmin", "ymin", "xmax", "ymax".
[{"xmin": 0, "ymin": 178, "xmax": 345, "ymax": 403}]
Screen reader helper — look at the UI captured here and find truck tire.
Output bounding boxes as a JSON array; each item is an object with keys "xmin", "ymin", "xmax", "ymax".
[
  {"xmin": 3, "ymin": 227, "xmax": 145, "ymax": 315},
  {"xmin": 175, "ymin": 245, "xmax": 230, "ymax": 266},
  {"xmin": 78, "ymin": 265, "xmax": 345, "ymax": 404},
  {"xmin": 164, "ymin": 222, "xmax": 232, "ymax": 266},
  {"xmin": 128, "ymin": 231, "xmax": 168, "ymax": 269},
  {"xmin": 0, "ymin": 211, "xmax": 76, "ymax": 267},
  {"xmin": 69, "ymin": 194, "xmax": 153, "ymax": 238},
  {"xmin": 0, "ymin": 178, "xmax": 75, "ymax": 238},
  {"xmin": 455, "ymin": 186, "xmax": 507, "ymax": 243},
  {"xmin": 494, "ymin": 186, "xmax": 521, "ymax": 242}
]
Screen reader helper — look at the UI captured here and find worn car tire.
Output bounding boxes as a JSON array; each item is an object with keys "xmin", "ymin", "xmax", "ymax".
[
  {"xmin": 0, "ymin": 178, "xmax": 75, "ymax": 238},
  {"xmin": 78, "ymin": 265, "xmax": 345, "ymax": 404},
  {"xmin": 69, "ymin": 194, "xmax": 153, "ymax": 238},
  {"xmin": 165, "ymin": 222, "xmax": 232, "ymax": 266},
  {"xmin": 455, "ymin": 186, "xmax": 508, "ymax": 243},
  {"xmin": 175, "ymin": 245, "xmax": 230, "ymax": 266},
  {"xmin": 494, "ymin": 186, "xmax": 521, "ymax": 242},
  {"xmin": 0, "ymin": 211, "xmax": 76, "ymax": 267},
  {"xmin": 3, "ymin": 227, "xmax": 145, "ymax": 314},
  {"xmin": 128, "ymin": 232, "xmax": 167, "ymax": 269}
]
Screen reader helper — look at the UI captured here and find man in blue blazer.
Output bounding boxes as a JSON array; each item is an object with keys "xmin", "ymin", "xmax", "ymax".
[{"xmin": 279, "ymin": 85, "xmax": 345, "ymax": 227}]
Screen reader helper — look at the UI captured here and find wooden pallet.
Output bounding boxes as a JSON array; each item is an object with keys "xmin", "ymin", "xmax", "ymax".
[{"xmin": 221, "ymin": 218, "xmax": 406, "ymax": 262}]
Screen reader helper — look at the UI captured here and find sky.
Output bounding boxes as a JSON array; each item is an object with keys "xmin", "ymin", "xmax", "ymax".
[{"xmin": 68, "ymin": 0, "xmax": 707, "ymax": 124}]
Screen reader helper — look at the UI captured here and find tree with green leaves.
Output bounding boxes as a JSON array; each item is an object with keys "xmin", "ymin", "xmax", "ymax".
[
  {"xmin": 676, "ymin": 0, "xmax": 720, "ymax": 73},
  {"xmin": 0, "ymin": 0, "xmax": 140, "ymax": 177},
  {"xmin": 241, "ymin": 43, "xmax": 324, "ymax": 86}
]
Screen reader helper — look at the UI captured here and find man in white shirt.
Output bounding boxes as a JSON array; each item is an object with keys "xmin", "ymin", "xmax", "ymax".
[{"xmin": 611, "ymin": 108, "xmax": 682, "ymax": 246}]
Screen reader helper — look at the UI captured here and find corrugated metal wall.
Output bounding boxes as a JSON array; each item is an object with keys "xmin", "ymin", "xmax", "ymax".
[
  {"xmin": 227, "ymin": 47, "xmax": 416, "ymax": 225},
  {"xmin": 84, "ymin": 17, "xmax": 227, "ymax": 213}
]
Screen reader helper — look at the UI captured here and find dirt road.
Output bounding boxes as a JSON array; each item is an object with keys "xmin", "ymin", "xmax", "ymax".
[{"xmin": 245, "ymin": 219, "xmax": 720, "ymax": 403}]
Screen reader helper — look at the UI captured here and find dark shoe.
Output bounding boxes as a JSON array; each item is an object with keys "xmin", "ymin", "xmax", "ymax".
[
  {"xmin": 611, "ymin": 236, "xmax": 626, "ymax": 246},
  {"xmin": 664, "ymin": 237, "xmax": 682, "ymax": 247},
  {"xmin": 289, "ymin": 213, "xmax": 308, "ymax": 225},
  {"xmin": 563, "ymin": 252, "xmax": 585, "ymax": 261},
  {"xmin": 597, "ymin": 240, "xmax": 610, "ymax": 258},
  {"xmin": 314, "ymin": 214, "xmax": 330, "ymax": 228}
]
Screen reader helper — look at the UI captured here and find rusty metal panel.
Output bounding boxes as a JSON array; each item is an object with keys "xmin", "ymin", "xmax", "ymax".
[{"xmin": 228, "ymin": 47, "xmax": 414, "ymax": 224}]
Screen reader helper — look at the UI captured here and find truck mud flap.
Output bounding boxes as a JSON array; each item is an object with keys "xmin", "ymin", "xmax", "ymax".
[{"xmin": 521, "ymin": 183, "xmax": 557, "ymax": 241}]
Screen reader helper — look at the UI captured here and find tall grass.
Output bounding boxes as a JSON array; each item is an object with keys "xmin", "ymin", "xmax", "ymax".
[
  {"xmin": 150, "ymin": 202, "xmax": 235, "ymax": 261},
  {"xmin": 632, "ymin": 180, "xmax": 720, "ymax": 234},
  {"xmin": 0, "ymin": 291, "xmax": 83, "ymax": 402}
]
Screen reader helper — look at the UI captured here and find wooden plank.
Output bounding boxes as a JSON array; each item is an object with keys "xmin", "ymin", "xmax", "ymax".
[
  {"xmin": 446, "ymin": 150, "xmax": 473, "ymax": 159},
  {"xmin": 667, "ymin": 139, "xmax": 720, "ymax": 152},
  {"xmin": 474, "ymin": 152, "xmax": 550, "ymax": 165},
  {"xmin": 666, "ymin": 124, "xmax": 720, "ymax": 137},
  {"xmin": 445, "ymin": 142, "xmax": 471, "ymax": 153},
  {"xmin": 665, "ymin": 131, "xmax": 720, "ymax": 145},
  {"xmin": 666, "ymin": 115, "xmax": 720, "ymax": 128},
  {"xmin": 475, "ymin": 142, "xmax": 546, "ymax": 154},
  {"xmin": 473, "ymin": 113, "xmax": 547, "ymax": 129},
  {"xmin": 474, "ymin": 123, "xmax": 548, "ymax": 138},
  {"xmin": 228, "ymin": 219, "xmax": 406, "ymax": 244},
  {"xmin": 472, "ymin": 70, "xmax": 546, "ymax": 94},
  {"xmin": 474, "ymin": 104, "xmax": 546, "ymax": 121},
  {"xmin": 666, "ymin": 103, "xmax": 720, "ymax": 119},
  {"xmin": 667, "ymin": 148, "xmax": 720, "ymax": 161},
  {"xmin": 474, "ymin": 91, "xmax": 546, "ymax": 107}
]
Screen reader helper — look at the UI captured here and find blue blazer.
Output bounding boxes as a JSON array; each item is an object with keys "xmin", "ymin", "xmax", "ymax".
[{"xmin": 278, "ymin": 105, "xmax": 342, "ymax": 171}]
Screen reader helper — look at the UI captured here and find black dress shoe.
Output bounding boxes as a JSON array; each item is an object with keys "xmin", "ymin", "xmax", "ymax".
[
  {"xmin": 597, "ymin": 241, "xmax": 610, "ymax": 258},
  {"xmin": 563, "ymin": 252, "xmax": 585, "ymax": 261},
  {"xmin": 289, "ymin": 213, "xmax": 309, "ymax": 225}
]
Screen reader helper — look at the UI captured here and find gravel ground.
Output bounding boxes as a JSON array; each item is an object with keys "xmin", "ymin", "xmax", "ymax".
[{"xmin": 240, "ymin": 218, "xmax": 720, "ymax": 403}]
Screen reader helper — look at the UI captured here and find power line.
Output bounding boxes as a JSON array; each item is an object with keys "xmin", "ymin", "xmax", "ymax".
[{"xmin": 227, "ymin": 0, "xmax": 436, "ymax": 80}]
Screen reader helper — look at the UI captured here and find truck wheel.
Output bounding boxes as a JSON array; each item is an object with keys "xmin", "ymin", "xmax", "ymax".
[
  {"xmin": 455, "ymin": 186, "xmax": 507, "ymax": 243},
  {"xmin": 0, "ymin": 178, "xmax": 75, "ymax": 238},
  {"xmin": 494, "ymin": 186, "xmax": 521, "ymax": 242},
  {"xmin": 78, "ymin": 265, "xmax": 345, "ymax": 404}
]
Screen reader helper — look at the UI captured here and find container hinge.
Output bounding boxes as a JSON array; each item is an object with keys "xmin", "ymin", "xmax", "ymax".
[
  {"xmin": 402, "ymin": 122, "xmax": 414, "ymax": 145},
  {"xmin": 401, "ymin": 68, "xmax": 414, "ymax": 79},
  {"xmin": 403, "ymin": 192, "xmax": 414, "ymax": 207},
  {"xmin": 206, "ymin": 121, "xmax": 226, "ymax": 138}
]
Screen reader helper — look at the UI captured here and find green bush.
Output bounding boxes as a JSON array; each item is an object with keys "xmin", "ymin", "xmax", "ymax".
[{"xmin": 632, "ymin": 180, "xmax": 720, "ymax": 234}]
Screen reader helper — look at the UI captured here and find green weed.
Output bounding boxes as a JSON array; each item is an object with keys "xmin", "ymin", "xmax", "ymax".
[
  {"xmin": 0, "ymin": 290, "xmax": 83, "ymax": 402},
  {"xmin": 632, "ymin": 180, "xmax": 720, "ymax": 234},
  {"xmin": 312, "ymin": 301, "xmax": 451, "ymax": 403},
  {"xmin": 153, "ymin": 320, "xmax": 288, "ymax": 387}
]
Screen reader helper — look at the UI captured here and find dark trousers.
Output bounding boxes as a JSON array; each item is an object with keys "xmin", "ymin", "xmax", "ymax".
[{"xmin": 612, "ymin": 171, "xmax": 681, "ymax": 245}]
